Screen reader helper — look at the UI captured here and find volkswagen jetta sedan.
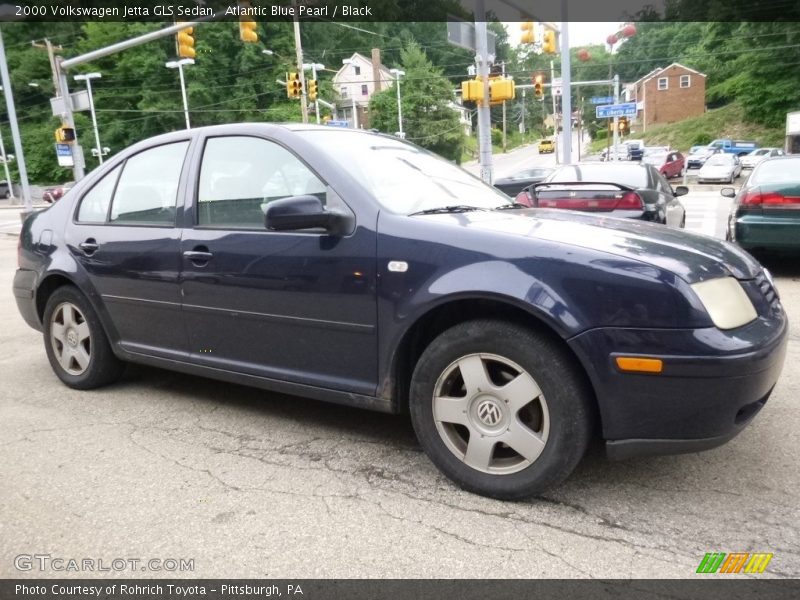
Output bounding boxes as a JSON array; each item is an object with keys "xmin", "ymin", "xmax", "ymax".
[{"xmin": 13, "ymin": 124, "xmax": 788, "ymax": 499}]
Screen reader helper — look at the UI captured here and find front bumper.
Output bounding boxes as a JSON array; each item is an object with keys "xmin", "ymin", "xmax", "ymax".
[{"xmin": 568, "ymin": 304, "xmax": 788, "ymax": 459}]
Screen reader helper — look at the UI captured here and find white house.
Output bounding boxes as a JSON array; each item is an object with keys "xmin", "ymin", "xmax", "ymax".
[{"xmin": 332, "ymin": 52, "xmax": 394, "ymax": 128}]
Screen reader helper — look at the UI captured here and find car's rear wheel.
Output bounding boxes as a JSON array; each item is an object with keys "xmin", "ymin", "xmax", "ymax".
[
  {"xmin": 43, "ymin": 286, "xmax": 124, "ymax": 389},
  {"xmin": 409, "ymin": 319, "xmax": 593, "ymax": 499}
]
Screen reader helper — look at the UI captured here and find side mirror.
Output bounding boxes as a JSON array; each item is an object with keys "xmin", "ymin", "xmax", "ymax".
[
  {"xmin": 720, "ymin": 187, "xmax": 736, "ymax": 198},
  {"xmin": 673, "ymin": 185, "xmax": 689, "ymax": 197},
  {"xmin": 264, "ymin": 195, "xmax": 333, "ymax": 231}
]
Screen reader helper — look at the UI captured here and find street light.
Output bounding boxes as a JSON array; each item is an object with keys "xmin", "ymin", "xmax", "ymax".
[
  {"xmin": 74, "ymin": 72, "xmax": 105, "ymax": 164},
  {"xmin": 302, "ymin": 62, "xmax": 324, "ymax": 124},
  {"xmin": 165, "ymin": 58, "xmax": 194, "ymax": 129},
  {"xmin": 389, "ymin": 68, "xmax": 405, "ymax": 138}
]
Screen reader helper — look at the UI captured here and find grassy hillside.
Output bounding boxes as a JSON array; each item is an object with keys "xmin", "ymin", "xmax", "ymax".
[{"xmin": 590, "ymin": 103, "xmax": 785, "ymax": 154}]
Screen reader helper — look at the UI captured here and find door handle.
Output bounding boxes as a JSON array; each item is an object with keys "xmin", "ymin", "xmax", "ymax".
[
  {"xmin": 183, "ymin": 249, "xmax": 213, "ymax": 264},
  {"xmin": 79, "ymin": 239, "xmax": 99, "ymax": 255}
]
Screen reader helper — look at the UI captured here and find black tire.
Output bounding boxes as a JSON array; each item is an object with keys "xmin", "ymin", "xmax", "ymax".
[
  {"xmin": 409, "ymin": 319, "xmax": 593, "ymax": 499},
  {"xmin": 43, "ymin": 286, "xmax": 124, "ymax": 389}
]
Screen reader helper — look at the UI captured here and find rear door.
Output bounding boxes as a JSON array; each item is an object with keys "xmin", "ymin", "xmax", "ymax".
[{"xmin": 67, "ymin": 140, "xmax": 191, "ymax": 358}]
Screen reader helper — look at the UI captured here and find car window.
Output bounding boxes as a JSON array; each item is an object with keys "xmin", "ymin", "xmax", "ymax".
[
  {"xmin": 109, "ymin": 142, "xmax": 189, "ymax": 225},
  {"xmin": 197, "ymin": 136, "xmax": 326, "ymax": 229},
  {"xmin": 750, "ymin": 158, "xmax": 800, "ymax": 183},
  {"xmin": 76, "ymin": 164, "xmax": 121, "ymax": 223},
  {"xmin": 705, "ymin": 155, "xmax": 733, "ymax": 166},
  {"xmin": 547, "ymin": 164, "xmax": 649, "ymax": 189}
]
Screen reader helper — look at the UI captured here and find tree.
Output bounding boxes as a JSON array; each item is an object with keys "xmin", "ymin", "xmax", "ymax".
[{"xmin": 369, "ymin": 41, "xmax": 465, "ymax": 163}]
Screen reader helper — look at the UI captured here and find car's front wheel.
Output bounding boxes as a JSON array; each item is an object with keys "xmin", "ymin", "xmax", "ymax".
[
  {"xmin": 409, "ymin": 319, "xmax": 593, "ymax": 499},
  {"xmin": 43, "ymin": 286, "xmax": 125, "ymax": 389}
]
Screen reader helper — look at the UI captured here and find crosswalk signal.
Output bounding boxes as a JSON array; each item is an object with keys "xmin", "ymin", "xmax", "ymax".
[
  {"xmin": 461, "ymin": 78, "xmax": 483, "ymax": 103},
  {"xmin": 543, "ymin": 30, "xmax": 557, "ymax": 54},
  {"xmin": 618, "ymin": 116, "xmax": 629, "ymax": 135},
  {"xmin": 533, "ymin": 74, "xmax": 544, "ymax": 99},
  {"xmin": 520, "ymin": 21, "xmax": 535, "ymax": 45},
  {"xmin": 286, "ymin": 72, "xmax": 302, "ymax": 99},
  {"xmin": 54, "ymin": 126, "xmax": 75, "ymax": 143},
  {"xmin": 307, "ymin": 79, "xmax": 318, "ymax": 102},
  {"xmin": 176, "ymin": 24, "xmax": 195, "ymax": 59}
]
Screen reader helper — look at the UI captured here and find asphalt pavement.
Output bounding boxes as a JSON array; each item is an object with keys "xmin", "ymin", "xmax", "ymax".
[{"xmin": 1, "ymin": 224, "xmax": 799, "ymax": 577}]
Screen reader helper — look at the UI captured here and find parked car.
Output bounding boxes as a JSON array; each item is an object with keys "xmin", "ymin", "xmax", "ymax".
[
  {"xmin": 517, "ymin": 162, "xmax": 687, "ymax": 228},
  {"xmin": 740, "ymin": 147, "xmax": 785, "ymax": 169},
  {"xmin": 493, "ymin": 167, "xmax": 554, "ymax": 197},
  {"xmin": 709, "ymin": 138, "xmax": 759, "ymax": 157},
  {"xmin": 723, "ymin": 155, "xmax": 800, "ymax": 252},
  {"xmin": 537, "ymin": 139, "xmax": 554, "ymax": 154},
  {"xmin": 600, "ymin": 144, "xmax": 630, "ymax": 161},
  {"xmin": 697, "ymin": 153, "xmax": 742, "ymax": 184},
  {"xmin": 687, "ymin": 146, "xmax": 718, "ymax": 169},
  {"xmin": 43, "ymin": 184, "xmax": 74, "ymax": 204},
  {"xmin": 0, "ymin": 180, "xmax": 14, "ymax": 199},
  {"xmin": 624, "ymin": 140, "xmax": 645, "ymax": 161},
  {"xmin": 642, "ymin": 149, "xmax": 685, "ymax": 178},
  {"xmin": 13, "ymin": 124, "xmax": 787, "ymax": 499}
]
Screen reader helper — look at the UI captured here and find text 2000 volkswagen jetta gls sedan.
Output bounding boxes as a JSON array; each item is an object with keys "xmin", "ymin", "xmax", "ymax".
[{"xmin": 13, "ymin": 125, "xmax": 787, "ymax": 499}]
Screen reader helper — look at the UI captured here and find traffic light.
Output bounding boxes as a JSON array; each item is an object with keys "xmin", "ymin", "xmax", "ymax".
[
  {"xmin": 520, "ymin": 21, "xmax": 535, "ymax": 44},
  {"xmin": 286, "ymin": 72, "xmax": 302, "ymax": 99},
  {"xmin": 238, "ymin": 1, "xmax": 258, "ymax": 43},
  {"xmin": 176, "ymin": 23, "xmax": 195, "ymax": 59},
  {"xmin": 307, "ymin": 79, "xmax": 318, "ymax": 102},
  {"xmin": 489, "ymin": 77, "xmax": 515, "ymax": 104},
  {"xmin": 533, "ymin": 74, "xmax": 544, "ymax": 99},
  {"xmin": 54, "ymin": 126, "xmax": 75, "ymax": 143},
  {"xmin": 618, "ymin": 116, "xmax": 629, "ymax": 135},
  {"xmin": 461, "ymin": 78, "xmax": 483, "ymax": 102},
  {"xmin": 543, "ymin": 30, "xmax": 557, "ymax": 54}
]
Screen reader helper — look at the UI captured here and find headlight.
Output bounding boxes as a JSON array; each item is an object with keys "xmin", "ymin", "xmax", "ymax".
[{"xmin": 690, "ymin": 277, "xmax": 757, "ymax": 330}]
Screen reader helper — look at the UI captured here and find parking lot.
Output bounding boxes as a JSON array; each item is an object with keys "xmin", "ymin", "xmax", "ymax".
[{"xmin": 1, "ymin": 234, "xmax": 798, "ymax": 579}]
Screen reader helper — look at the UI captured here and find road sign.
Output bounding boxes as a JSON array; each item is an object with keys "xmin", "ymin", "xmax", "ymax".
[
  {"xmin": 325, "ymin": 120, "xmax": 350, "ymax": 128},
  {"xmin": 446, "ymin": 21, "xmax": 497, "ymax": 56},
  {"xmin": 50, "ymin": 90, "xmax": 91, "ymax": 117},
  {"xmin": 552, "ymin": 77, "xmax": 562, "ymax": 96},
  {"xmin": 590, "ymin": 96, "xmax": 614, "ymax": 104},
  {"xmin": 595, "ymin": 102, "xmax": 637, "ymax": 119},
  {"xmin": 54, "ymin": 143, "xmax": 74, "ymax": 167}
]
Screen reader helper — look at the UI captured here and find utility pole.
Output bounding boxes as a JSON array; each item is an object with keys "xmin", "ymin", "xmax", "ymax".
[
  {"xmin": 612, "ymin": 74, "xmax": 620, "ymax": 161},
  {"xmin": 521, "ymin": 88, "xmax": 526, "ymax": 135},
  {"xmin": 311, "ymin": 63, "xmax": 320, "ymax": 124},
  {"xmin": 292, "ymin": 1, "xmax": 309, "ymax": 124},
  {"xmin": 550, "ymin": 59, "xmax": 558, "ymax": 164},
  {"xmin": 559, "ymin": 14, "xmax": 572, "ymax": 164},
  {"xmin": 474, "ymin": 0, "xmax": 493, "ymax": 184},
  {"xmin": 501, "ymin": 61, "xmax": 507, "ymax": 153},
  {"xmin": 0, "ymin": 28, "xmax": 32, "ymax": 213}
]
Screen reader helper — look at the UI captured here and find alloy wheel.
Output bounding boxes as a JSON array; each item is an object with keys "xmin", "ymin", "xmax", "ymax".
[{"xmin": 49, "ymin": 301, "xmax": 92, "ymax": 376}]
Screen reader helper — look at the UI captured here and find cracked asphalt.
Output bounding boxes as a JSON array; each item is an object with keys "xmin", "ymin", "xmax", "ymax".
[{"xmin": 1, "ymin": 236, "xmax": 798, "ymax": 579}]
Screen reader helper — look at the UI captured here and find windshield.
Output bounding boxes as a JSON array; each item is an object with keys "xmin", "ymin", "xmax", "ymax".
[
  {"xmin": 642, "ymin": 153, "xmax": 666, "ymax": 165},
  {"xmin": 705, "ymin": 155, "xmax": 733, "ymax": 166},
  {"xmin": 511, "ymin": 168, "xmax": 552, "ymax": 180},
  {"xmin": 750, "ymin": 158, "xmax": 800, "ymax": 184},
  {"xmin": 299, "ymin": 130, "xmax": 511, "ymax": 214},
  {"xmin": 750, "ymin": 149, "xmax": 769, "ymax": 156},
  {"xmin": 546, "ymin": 164, "xmax": 648, "ymax": 189}
]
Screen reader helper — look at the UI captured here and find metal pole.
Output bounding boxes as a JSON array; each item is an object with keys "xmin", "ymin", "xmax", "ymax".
[
  {"xmin": 521, "ymin": 88, "xmax": 525, "ymax": 135},
  {"xmin": 178, "ymin": 62, "xmax": 190, "ymax": 129},
  {"xmin": 475, "ymin": 0, "xmax": 493, "ymax": 184},
  {"xmin": 612, "ymin": 74, "xmax": 620, "ymax": 161},
  {"xmin": 312, "ymin": 63, "xmax": 320, "ymax": 124},
  {"xmin": 352, "ymin": 96, "xmax": 358, "ymax": 129},
  {"xmin": 0, "ymin": 28, "xmax": 32, "ymax": 213},
  {"xmin": 550, "ymin": 59, "xmax": 558, "ymax": 164},
  {"xmin": 559, "ymin": 15, "xmax": 572, "ymax": 164},
  {"xmin": 501, "ymin": 61, "xmax": 506, "ymax": 153},
  {"xmin": 0, "ymin": 124, "xmax": 14, "ymax": 202},
  {"xmin": 396, "ymin": 75, "xmax": 403, "ymax": 137},
  {"xmin": 56, "ymin": 60, "xmax": 85, "ymax": 181},
  {"xmin": 84, "ymin": 77, "xmax": 103, "ymax": 164},
  {"xmin": 292, "ymin": 5, "xmax": 309, "ymax": 124}
]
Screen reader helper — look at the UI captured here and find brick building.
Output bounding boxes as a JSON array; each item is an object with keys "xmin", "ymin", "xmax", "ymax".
[{"xmin": 625, "ymin": 63, "xmax": 706, "ymax": 132}]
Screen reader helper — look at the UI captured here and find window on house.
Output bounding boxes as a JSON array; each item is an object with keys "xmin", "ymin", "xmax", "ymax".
[
  {"xmin": 340, "ymin": 86, "xmax": 348, "ymax": 99},
  {"xmin": 657, "ymin": 77, "xmax": 668, "ymax": 90},
  {"xmin": 680, "ymin": 75, "xmax": 690, "ymax": 88},
  {"xmin": 361, "ymin": 84, "xmax": 369, "ymax": 96},
  {"xmin": 354, "ymin": 65, "xmax": 361, "ymax": 75}
]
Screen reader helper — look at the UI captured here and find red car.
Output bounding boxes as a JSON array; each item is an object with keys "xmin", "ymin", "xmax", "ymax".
[
  {"xmin": 642, "ymin": 149, "xmax": 685, "ymax": 178},
  {"xmin": 42, "ymin": 184, "xmax": 73, "ymax": 204}
]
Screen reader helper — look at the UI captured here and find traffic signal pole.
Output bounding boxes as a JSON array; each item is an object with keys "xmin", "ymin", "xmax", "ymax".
[
  {"xmin": 559, "ymin": 11, "xmax": 572, "ymax": 164},
  {"xmin": 292, "ymin": 3, "xmax": 309, "ymax": 124},
  {"xmin": 612, "ymin": 74, "xmax": 620, "ymax": 161},
  {"xmin": 474, "ymin": 0, "xmax": 493, "ymax": 184}
]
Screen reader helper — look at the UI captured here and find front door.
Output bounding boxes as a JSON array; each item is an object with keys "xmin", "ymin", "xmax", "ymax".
[{"xmin": 179, "ymin": 135, "xmax": 378, "ymax": 395}]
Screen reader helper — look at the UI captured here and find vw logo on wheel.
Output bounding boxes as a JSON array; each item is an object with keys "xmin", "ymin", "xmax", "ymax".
[{"xmin": 477, "ymin": 400, "xmax": 502, "ymax": 427}]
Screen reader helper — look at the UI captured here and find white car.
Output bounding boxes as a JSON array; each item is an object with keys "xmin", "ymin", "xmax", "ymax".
[
  {"xmin": 600, "ymin": 144, "xmax": 630, "ymax": 161},
  {"xmin": 697, "ymin": 153, "xmax": 742, "ymax": 184},
  {"xmin": 740, "ymin": 147, "xmax": 785, "ymax": 169}
]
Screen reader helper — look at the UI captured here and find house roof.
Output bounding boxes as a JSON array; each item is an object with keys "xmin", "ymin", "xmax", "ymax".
[
  {"xmin": 632, "ymin": 63, "xmax": 707, "ymax": 87},
  {"xmin": 332, "ymin": 52, "xmax": 395, "ymax": 86}
]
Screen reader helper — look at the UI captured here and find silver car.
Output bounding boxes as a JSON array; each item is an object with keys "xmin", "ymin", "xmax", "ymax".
[
  {"xmin": 740, "ymin": 147, "xmax": 785, "ymax": 169},
  {"xmin": 697, "ymin": 153, "xmax": 742, "ymax": 184}
]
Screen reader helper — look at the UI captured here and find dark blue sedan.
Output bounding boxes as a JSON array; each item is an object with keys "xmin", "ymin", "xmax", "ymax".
[{"xmin": 13, "ymin": 124, "xmax": 788, "ymax": 499}]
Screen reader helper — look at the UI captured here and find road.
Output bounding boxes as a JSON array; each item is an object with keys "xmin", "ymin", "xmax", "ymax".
[{"xmin": 1, "ymin": 229, "xmax": 799, "ymax": 578}]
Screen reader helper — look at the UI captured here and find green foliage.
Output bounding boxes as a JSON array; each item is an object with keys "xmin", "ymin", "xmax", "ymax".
[{"xmin": 368, "ymin": 40, "xmax": 465, "ymax": 163}]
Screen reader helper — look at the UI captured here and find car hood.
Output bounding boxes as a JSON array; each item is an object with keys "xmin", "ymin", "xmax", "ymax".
[
  {"xmin": 699, "ymin": 164, "xmax": 733, "ymax": 174},
  {"xmin": 420, "ymin": 209, "xmax": 760, "ymax": 283}
]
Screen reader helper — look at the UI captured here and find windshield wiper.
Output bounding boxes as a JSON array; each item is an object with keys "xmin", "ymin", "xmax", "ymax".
[
  {"xmin": 494, "ymin": 202, "xmax": 529, "ymax": 210},
  {"xmin": 409, "ymin": 205, "xmax": 487, "ymax": 216}
]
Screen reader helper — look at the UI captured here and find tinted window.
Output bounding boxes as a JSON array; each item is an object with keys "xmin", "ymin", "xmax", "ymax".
[
  {"xmin": 77, "ymin": 164, "xmax": 121, "ymax": 223},
  {"xmin": 750, "ymin": 158, "xmax": 800, "ymax": 184},
  {"xmin": 109, "ymin": 142, "xmax": 188, "ymax": 225},
  {"xmin": 198, "ymin": 136, "xmax": 326, "ymax": 229},
  {"xmin": 547, "ymin": 165, "xmax": 649, "ymax": 189}
]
